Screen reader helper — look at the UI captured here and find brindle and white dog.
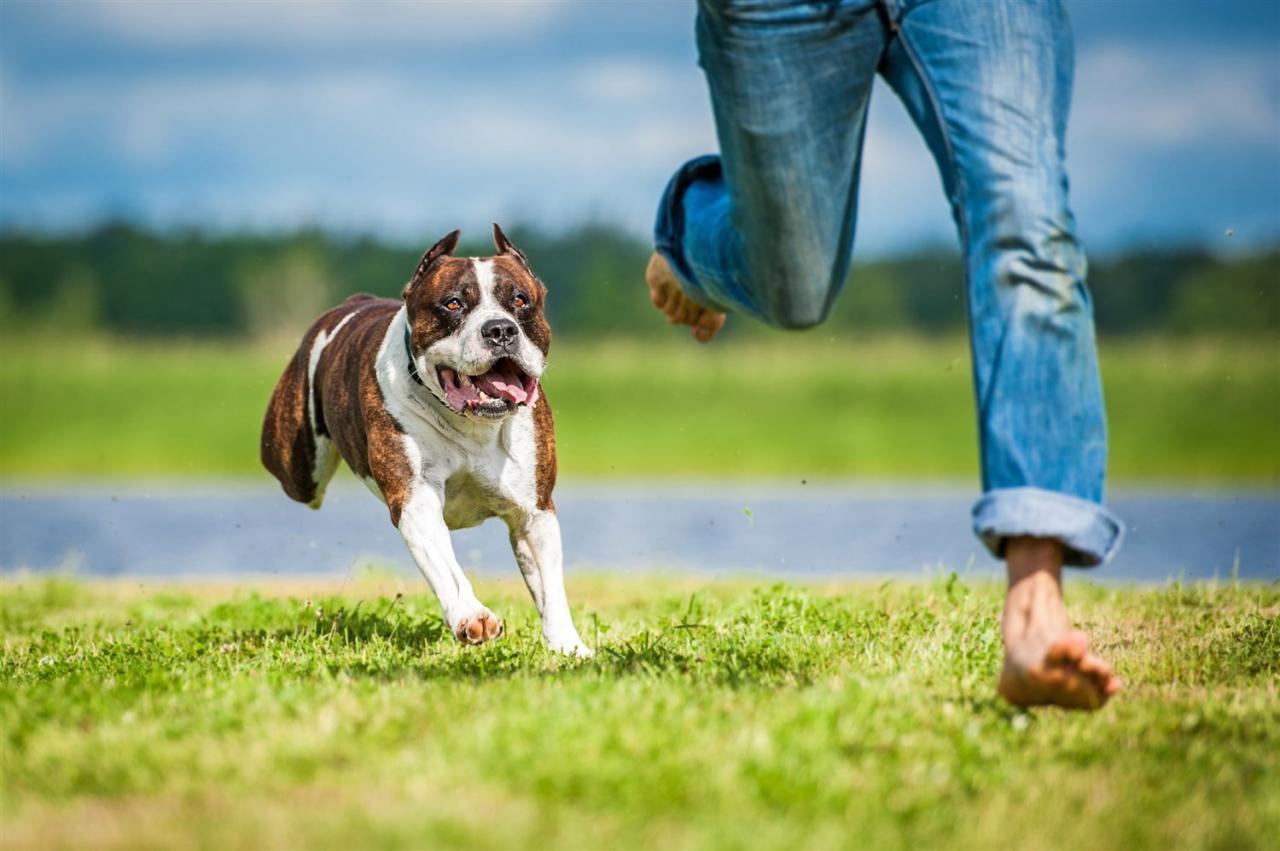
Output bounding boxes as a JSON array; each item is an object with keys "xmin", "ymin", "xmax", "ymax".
[{"xmin": 261, "ymin": 225, "xmax": 591, "ymax": 656}]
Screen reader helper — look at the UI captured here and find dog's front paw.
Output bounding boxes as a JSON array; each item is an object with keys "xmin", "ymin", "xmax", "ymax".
[
  {"xmin": 451, "ymin": 608, "xmax": 504, "ymax": 646},
  {"xmin": 546, "ymin": 633, "xmax": 593, "ymax": 658}
]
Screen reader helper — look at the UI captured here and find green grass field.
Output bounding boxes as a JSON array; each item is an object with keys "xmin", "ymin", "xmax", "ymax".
[
  {"xmin": 0, "ymin": 335, "xmax": 1276, "ymax": 482},
  {"xmin": 2, "ymin": 576, "xmax": 1276, "ymax": 850}
]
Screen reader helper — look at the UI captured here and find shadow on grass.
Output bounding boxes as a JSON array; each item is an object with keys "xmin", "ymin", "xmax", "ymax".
[
  {"xmin": 189, "ymin": 589, "xmax": 854, "ymax": 687},
  {"xmin": 313, "ymin": 595, "xmax": 451, "ymax": 646}
]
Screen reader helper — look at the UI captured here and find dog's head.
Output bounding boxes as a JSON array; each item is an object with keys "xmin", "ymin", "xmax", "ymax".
[{"xmin": 403, "ymin": 225, "xmax": 551, "ymax": 421}]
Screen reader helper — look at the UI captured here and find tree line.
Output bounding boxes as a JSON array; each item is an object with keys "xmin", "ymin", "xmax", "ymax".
[{"xmin": 1, "ymin": 222, "xmax": 1275, "ymax": 339}]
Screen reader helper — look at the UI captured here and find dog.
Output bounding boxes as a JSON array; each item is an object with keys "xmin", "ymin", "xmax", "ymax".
[{"xmin": 260, "ymin": 225, "xmax": 591, "ymax": 656}]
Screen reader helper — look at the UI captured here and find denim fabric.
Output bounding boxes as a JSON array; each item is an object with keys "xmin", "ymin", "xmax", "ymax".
[{"xmin": 655, "ymin": 0, "xmax": 1122, "ymax": 567}]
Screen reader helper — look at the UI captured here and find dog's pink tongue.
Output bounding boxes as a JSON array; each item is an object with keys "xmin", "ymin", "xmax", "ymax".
[{"xmin": 474, "ymin": 362, "xmax": 529, "ymax": 404}]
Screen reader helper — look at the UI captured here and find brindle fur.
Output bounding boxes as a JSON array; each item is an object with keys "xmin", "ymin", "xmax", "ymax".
[
  {"xmin": 261, "ymin": 243, "xmax": 557, "ymax": 528},
  {"xmin": 533, "ymin": 398, "xmax": 556, "ymax": 511}
]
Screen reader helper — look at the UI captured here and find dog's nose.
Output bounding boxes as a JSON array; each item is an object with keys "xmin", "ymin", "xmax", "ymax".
[{"xmin": 481, "ymin": 318, "xmax": 519, "ymax": 349}]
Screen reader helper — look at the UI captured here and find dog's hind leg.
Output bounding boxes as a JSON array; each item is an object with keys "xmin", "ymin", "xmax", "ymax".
[
  {"xmin": 261, "ymin": 343, "xmax": 325, "ymax": 505},
  {"xmin": 306, "ymin": 437, "xmax": 342, "ymax": 509},
  {"xmin": 261, "ymin": 320, "xmax": 347, "ymax": 508}
]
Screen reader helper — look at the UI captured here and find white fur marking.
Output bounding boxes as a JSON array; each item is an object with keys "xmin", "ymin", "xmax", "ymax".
[
  {"xmin": 367, "ymin": 300, "xmax": 589, "ymax": 655},
  {"xmin": 472, "ymin": 258, "xmax": 498, "ymax": 308},
  {"xmin": 304, "ymin": 311, "xmax": 357, "ymax": 506},
  {"xmin": 307, "ymin": 311, "xmax": 357, "ymax": 435}
]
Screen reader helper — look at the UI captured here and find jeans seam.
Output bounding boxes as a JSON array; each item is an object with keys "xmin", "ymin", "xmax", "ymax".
[
  {"xmin": 894, "ymin": 28, "xmax": 966, "ymax": 240},
  {"xmin": 894, "ymin": 24, "xmax": 994, "ymax": 489}
]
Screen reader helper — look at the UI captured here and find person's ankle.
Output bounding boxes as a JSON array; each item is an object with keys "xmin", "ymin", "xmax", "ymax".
[{"xmin": 1005, "ymin": 536, "xmax": 1064, "ymax": 588}]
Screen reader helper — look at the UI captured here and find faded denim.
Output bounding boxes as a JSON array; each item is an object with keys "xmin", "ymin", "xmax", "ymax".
[{"xmin": 655, "ymin": 0, "xmax": 1122, "ymax": 566}]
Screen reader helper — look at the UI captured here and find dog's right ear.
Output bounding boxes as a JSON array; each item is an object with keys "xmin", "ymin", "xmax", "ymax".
[{"xmin": 403, "ymin": 229, "xmax": 461, "ymax": 298}]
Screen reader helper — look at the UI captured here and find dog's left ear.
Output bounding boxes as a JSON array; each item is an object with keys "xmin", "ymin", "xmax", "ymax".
[{"xmin": 492, "ymin": 223, "xmax": 531, "ymax": 269}]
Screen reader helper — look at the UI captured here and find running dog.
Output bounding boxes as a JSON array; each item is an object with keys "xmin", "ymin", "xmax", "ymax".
[{"xmin": 261, "ymin": 225, "xmax": 591, "ymax": 655}]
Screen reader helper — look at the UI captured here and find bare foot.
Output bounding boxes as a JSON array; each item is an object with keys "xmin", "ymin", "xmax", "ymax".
[
  {"xmin": 451, "ymin": 607, "xmax": 504, "ymax": 646},
  {"xmin": 646, "ymin": 251, "xmax": 726, "ymax": 343},
  {"xmin": 997, "ymin": 537, "xmax": 1122, "ymax": 710}
]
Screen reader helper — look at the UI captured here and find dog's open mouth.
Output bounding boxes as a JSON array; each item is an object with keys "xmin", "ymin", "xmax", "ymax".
[{"xmin": 436, "ymin": 358, "xmax": 539, "ymax": 416}]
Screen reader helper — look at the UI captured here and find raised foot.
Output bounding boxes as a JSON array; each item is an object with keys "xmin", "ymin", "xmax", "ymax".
[
  {"xmin": 646, "ymin": 252, "xmax": 726, "ymax": 343},
  {"xmin": 451, "ymin": 608, "xmax": 504, "ymax": 646},
  {"xmin": 999, "ymin": 629, "xmax": 1123, "ymax": 710}
]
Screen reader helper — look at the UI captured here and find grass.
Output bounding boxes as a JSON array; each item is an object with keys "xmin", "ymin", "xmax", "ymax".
[
  {"xmin": 0, "ymin": 335, "xmax": 1276, "ymax": 481},
  {"xmin": 1, "ymin": 575, "xmax": 1277, "ymax": 850}
]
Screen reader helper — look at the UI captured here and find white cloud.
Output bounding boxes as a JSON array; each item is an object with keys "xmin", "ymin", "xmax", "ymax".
[
  {"xmin": 573, "ymin": 59, "xmax": 703, "ymax": 104},
  {"xmin": 1065, "ymin": 41, "xmax": 1280, "ymax": 229},
  {"xmin": 859, "ymin": 87, "xmax": 955, "ymax": 249},
  {"xmin": 0, "ymin": 55, "xmax": 719, "ymax": 237},
  {"xmin": 2, "ymin": 14, "xmax": 1277, "ymax": 251},
  {"xmin": 39, "ymin": 0, "xmax": 565, "ymax": 48},
  {"xmin": 1073, "ymin": 42, "xmax": 1280, "ymax": 147}
]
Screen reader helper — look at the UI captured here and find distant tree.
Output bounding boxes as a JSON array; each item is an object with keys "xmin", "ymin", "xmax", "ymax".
[
  {"xmin": 1087, "ymin": 248, "xmax": 1217, "ymax": 335},
  {"xmin": 0, "ymin": 224, "xmax": 1275, "ymax": 339},
  {"xmin": 1167, "ymin": 252, "xmax": 1280, "ymax": 336},
  {"xmin": 237, "ymin": 246, "xmax": 335, "ymax": 341}
]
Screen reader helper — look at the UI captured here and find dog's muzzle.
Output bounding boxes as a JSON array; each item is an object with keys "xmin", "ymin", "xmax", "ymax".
[{"xmin": 436, "ymin": 358, "xmax": 539, "ymax": 418}]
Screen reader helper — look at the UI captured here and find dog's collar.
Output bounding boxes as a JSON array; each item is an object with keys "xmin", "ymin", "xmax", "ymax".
[{"xmin": 404, "ymin": 323, "xmax": 425, "ymax": 386}]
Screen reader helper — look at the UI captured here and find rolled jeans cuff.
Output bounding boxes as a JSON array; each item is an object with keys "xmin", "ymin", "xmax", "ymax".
[
  {"xmin": 972, "ymin": 487, "xmax": 1124, "ymax": 568},
  {"xmin": 653, "ymin": 154, "xmax": 731, "ymax": 312}
]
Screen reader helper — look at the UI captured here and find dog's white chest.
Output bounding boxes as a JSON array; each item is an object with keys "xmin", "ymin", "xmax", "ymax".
[{"xmin": 422, "ymin": 410, "xmax": 541, "ymax": 531}]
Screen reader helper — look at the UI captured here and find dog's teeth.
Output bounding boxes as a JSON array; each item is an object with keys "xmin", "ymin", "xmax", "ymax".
[
  {"xmin": 459, "ymin": 374, "xmax": 473, "ymax": 388},
  {"xmin": 478, "ymin": 390, "xmax": 491, "ymax": 400}
]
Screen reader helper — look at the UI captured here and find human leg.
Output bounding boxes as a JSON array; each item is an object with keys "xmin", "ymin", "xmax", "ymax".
[
  {"xmin": 880, "ymin": 0, "xmax": 1122, "ymax": 707},
  {"xmin": 652, "ymin": 0, "xmax": 887, "ymax": 333}
]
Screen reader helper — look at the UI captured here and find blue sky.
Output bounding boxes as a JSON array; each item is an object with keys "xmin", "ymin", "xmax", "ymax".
[{"xmin": 2, "ymin": 0, "xmax": 1278, "ymax": 255}]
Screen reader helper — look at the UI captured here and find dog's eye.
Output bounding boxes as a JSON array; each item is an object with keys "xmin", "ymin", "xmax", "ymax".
[
  {"xmin": 513, "ymin": 293, "xmax": 528, "ymax": 309},
  {"xmin": 443, "ymin": 298, "xmax": 463, "ymax": 312}
]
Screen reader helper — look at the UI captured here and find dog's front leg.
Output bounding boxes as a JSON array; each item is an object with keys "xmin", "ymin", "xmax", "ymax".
[
  {"xmin": 508, "ymin": 510, "xmax": 591, "ymax": 657},
  {"xmin": 398, "ymin": 486, "xmax": 503, "ymax": 646}
]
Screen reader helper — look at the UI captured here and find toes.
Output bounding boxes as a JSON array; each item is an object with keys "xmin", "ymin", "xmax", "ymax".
[
  {"xmin": 692, "ymin": 310, "xmax": 726, "ymax": 342},
  {"xmin": 670, "ymin": 299, "xmax": 696, "ymax": 325},
  {"xmin": 1078, "ymin": 651, "xmax": 1112, "ymax": 679},
  {"xmin": 1045, "ymin": 630, "xmax": 1089, "ymax": 666},
  {"xmin": 454, "ymin": 611, "xmax": 504, "ymax": 646},
  {"xmin": 1032, "ymin": 666, "xmax": 1106, "ymax": 710},
  {"xmin": 1049, "ymin": 635, "xmax": 1120, "ymax": 706},
  {"xmin": 659, "ymin": 291, "xmax": 685, "ymax": 323},
  {"xmin": 1001, "ymin": 648, "xmax": 1119, "ymax": 711},
  {"xmin": 1080, "ymin": 652, "xmax": 1123, "ymax": 697},
  {"xmin": 646, "ymin": 250, "xmax": 727, "ymax": 337}
]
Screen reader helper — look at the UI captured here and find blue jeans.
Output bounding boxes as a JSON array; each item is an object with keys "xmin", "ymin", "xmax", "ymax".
[{"xmin": 655, "ymin": 0, "xmax": 1123, "ymax": 566}]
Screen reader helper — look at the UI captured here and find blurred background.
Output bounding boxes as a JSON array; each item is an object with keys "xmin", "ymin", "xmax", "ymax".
[{"xmin": 1, "ymin": 0, "xmax": 1277, "ymax": 581}]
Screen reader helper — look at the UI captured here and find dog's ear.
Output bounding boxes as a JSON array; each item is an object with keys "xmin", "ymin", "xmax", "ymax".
[
  {"xmin": 404, "ymin": 229, "xmax": 461, "ymax": 297},
  {"xmin": 492, "ymin": 223, "xmax": 531, "ymax": 269}
]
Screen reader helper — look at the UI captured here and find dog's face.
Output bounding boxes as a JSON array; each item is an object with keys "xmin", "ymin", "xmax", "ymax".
[{"xmin": 403, "ymin": 225, "xmax": 551, "ymax": 421}]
